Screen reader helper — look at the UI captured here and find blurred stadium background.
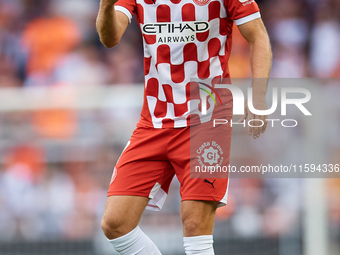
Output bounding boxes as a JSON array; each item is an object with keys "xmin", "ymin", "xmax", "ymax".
[{"xmin": 0, "ymin": 0, "xmax": 339, "ymax": 254}]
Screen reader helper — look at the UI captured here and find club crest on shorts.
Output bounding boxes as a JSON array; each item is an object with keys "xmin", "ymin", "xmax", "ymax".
[
  {"xmin": 196, "ymin": 141, "xmax": 224, "ymax": 167},
  {"xmin": 193, "ymin": 0, "xmax": 210, "ymax": 6},
  {"xmin": 202, "ymin": 147, "xmax": 220, "ymax": 165}
]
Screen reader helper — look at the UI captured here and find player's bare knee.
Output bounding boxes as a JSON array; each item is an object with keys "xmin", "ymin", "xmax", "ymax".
[{"xmin": 101, "ymin": 214, "xmax": 126, "ymax": 239}]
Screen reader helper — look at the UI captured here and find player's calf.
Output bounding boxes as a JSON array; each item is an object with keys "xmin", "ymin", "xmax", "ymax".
[
  {"xmin": 181, "ymin": 200, "xmax": 217, "ymax": 236},
  {"xmin": 181, "ymin": 200, "xmax": 218, "ymax": 255}
]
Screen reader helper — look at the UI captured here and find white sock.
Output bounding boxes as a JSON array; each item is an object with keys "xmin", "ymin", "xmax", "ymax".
[
  {"xmin": 183, "ymin": 235, "xmax": 215, "ymax": 255},
  {"xmin": 108, "ymin": 226, "xmax": 162, "ymax": 255}
]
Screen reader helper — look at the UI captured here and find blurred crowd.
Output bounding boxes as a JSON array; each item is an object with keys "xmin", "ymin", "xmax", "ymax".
[
  {"xmin": 0, "ymin": 0, "xmax": 340, "ymax": 249},
  {"xmin": 0, "ymin": 0, "xmax": 144, "ymax": 89},
  {"xmin": 0, "ymin": 0, "xmax": 339, "ymax": 90}
]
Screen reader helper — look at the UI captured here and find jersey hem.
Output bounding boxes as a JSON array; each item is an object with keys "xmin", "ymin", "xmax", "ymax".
[
  {"xmin": 107, "ymin": 190, "xmax": 167, "ymax": 211},
  {"xmin": 137, "ymin": 118, "xmax": 233, "ymax": 129},
  {"xmin": 114, "ymin": 5, "xmax": 133, "ymax": 23},
  {"xmin": 107, "ymin": 191, "xmax": 148, "ymax": 197},
  {"xmin": 182, "ymin": 195, "xmax": 228, "ymax": 207},
  {"xmin": 181, "ymin": 194, "xmax": 225, "ymax": 201},
  {"xmin": 234, "ymin": 12, "xmax": 261, "ymax": 26}
]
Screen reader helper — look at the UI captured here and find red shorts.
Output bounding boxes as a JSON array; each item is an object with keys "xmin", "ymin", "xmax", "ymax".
[{"xmin": 107, "ymin": 121, "xmax": 232, "ymax": 211}]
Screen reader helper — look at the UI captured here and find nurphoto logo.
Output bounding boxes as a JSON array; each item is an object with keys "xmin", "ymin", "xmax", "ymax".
[{"xmin": 198, "ymin": 83, "xmax": 312, "ymax": 128}]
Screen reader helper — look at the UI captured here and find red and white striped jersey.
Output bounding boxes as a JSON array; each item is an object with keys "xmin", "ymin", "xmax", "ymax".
[{"xmin": 115, "ymin": 0, "xmax": 260, "ymax": 128}]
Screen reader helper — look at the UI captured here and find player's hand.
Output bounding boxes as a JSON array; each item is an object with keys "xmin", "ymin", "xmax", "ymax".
[{"xmin": 237, "ymin": 96, "xmax": 267, "ymax": 139}]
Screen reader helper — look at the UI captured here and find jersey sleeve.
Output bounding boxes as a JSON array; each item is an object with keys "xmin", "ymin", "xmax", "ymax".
[
  {"xmin": 225, "ymin": 0, "xmax": 261, "ymax": 26},
  {"xmin": 114, "ymin": 0, "xmax": 137, "ymax": 24}
]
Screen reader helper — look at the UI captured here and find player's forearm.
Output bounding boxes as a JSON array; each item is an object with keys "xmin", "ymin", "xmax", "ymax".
[
  {"xmin": 248, "ymin": 32, "xmax": 272, "ymax": 96},
  {"xmin": 96, "ymin": 0, "xmax": 121, "ymax": 48}
]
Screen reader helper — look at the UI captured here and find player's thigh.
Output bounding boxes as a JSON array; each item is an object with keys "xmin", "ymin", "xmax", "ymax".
[
  {"xmin": 181, "ymin": 200, "xmax": 218, "ymax": 237},
  {"xmin": 101, "ymin": 195, "xmax": 149, "ymax": 238}
]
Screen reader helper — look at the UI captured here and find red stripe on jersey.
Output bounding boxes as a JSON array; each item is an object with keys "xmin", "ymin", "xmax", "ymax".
[
  {"xmin": 208, "ymin": 38, "xmax": 221, "ymax": 58},
  {"xmin": 171, "ymin": 64, "xmax": 185, "ymax": 83},
  {"xmin": 157, "ymin": 5, "xmax": 171, "ymax": 22},
  {"xmin": 146, "ymin": 78, "xmax": 159, "ymax": 98},
  {"xmin": 162, "ymin": 118, "xmax": 175, "ymax": 127},
  {"xmin": 163, "ymin": 84, "xmax": 174, "ymax": 103},
  {"xmin": 144, "ymin": 34, "xmax": 156, "ymax": 44},
  {"xmin": 219, "ymin": 18, "xmax": 228, "ymax": 36},
  {"xmin": 196, "ymin": 31, "xmax": 209, "ymax": 42},
  {"xmin": 143, "ymin": 0, "xmax": 155, "ymax": 5},
  {"xmin": 156, "ymin": 45, "xmax": 171, "ymax": 65},
  {"xmin": 146, "ymin": 79, "xmax": 167, "ymax": 118},
  {"xmin": 155, "ymin": 101, "xmax": 168, "ymax": 118},
  {"xmin": 183, "ymin": 43, "xmax": 198, "ymax": 62},
  {"xmin": 198, "ymin": 60, "xmax": 210, "ymax": 79},
  {"xmin": 185, "ymin": 81, "xmax": 191, "ymax": 100},
  {"xmin": 182, "ymin": 4, "xmax": 196, "ymax": 21},
  {"xmin": 174, "ymin": 102, "xmax": 189, "ymax": 116},
  {"xmin": 170, "ymin": 0, "xmax": 181, "ymax": 4},
  {"xmin": 136, "ymin": 4, "xmax": 144, "ymax": 24},
  {"xmin": 144, "ymin": 56, "xmax": 151, "ymax": 75},
  {"xmin": 208, "ymin": 1, "xmax": 221, "ymax": 21},
  {"xmin": 219, "ymin": 55, "xmax": 227, "ymax": 76}
]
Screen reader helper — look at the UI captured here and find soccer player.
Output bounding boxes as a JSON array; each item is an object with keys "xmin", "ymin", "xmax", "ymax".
[{"xmin": 97, "ymin": 0, "xmax": 272, "ymax": 253}]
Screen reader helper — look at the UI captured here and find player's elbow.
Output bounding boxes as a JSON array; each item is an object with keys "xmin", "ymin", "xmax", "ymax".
[
  {"xmin": 97, "ymin": 29, "xmax": 121, "ymax": 48},
  {"xmin": 103, "ymin": 41, "xmax": 118, "ymax": 48},
  {"xmin": 100, "ymin": 37, "xmax": 120, "ymax": 48}
]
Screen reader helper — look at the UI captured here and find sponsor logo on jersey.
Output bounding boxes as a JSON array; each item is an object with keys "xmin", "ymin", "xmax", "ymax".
[
  {"xmin": 193, "ymin": 0, "xmax": 210, "ymax": 6},
  {"xmin": 239, "ymin": 0, "xmax": 255, "ymax": 6},
  {"xmin": 142, "ymin": 21, "xmax": 210, "ymax": 44}
]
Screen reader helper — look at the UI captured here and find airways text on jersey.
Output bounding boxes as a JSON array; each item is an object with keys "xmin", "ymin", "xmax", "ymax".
[{"xmin": 142, "ymin": 21, "xmax": 210, "ymax": 44}]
